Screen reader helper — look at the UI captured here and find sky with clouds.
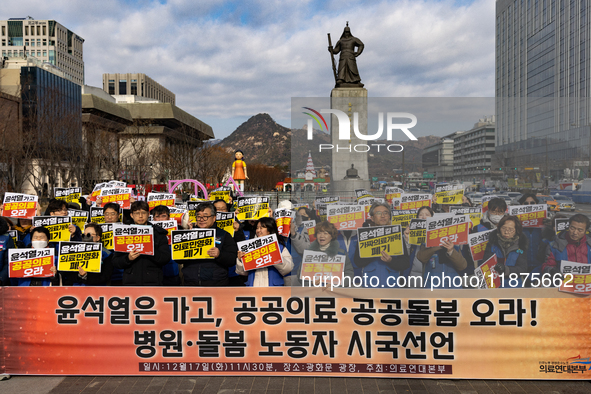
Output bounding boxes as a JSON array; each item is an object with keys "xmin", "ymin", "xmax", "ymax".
[{"xmin": 2, "ymin": 0, "xmax": 495, "ymax": 139}]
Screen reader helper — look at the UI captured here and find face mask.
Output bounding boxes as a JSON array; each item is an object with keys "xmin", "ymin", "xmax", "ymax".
[
  {"xmin": 81, "ymin": 234, "xmax": 94, "ymax": 242},
  {"xmin": 32, "ymin": 240, "xmax": 48, "ymax": 249},
  {"xmin": 489, "ymin": 214, "xmax": 504, "ymax": 224}
]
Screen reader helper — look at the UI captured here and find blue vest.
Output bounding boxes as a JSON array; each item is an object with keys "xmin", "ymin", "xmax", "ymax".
[
  {"xmin": 338, "ymin": 232, "xmax": 360, "ymax": 278},
  {"xmin": 362, "ymin": 259, "xmax": 401, "ymax": 288},
  {"xmin": 423, "ymin": 246, "xmax": 466, "ymax": 289},
  {"xmin": 490, "ymin": 244, "xmax": 523, "ymax": 288},
  {"xmin": 245, "ymin": 244, "xmax": 285, "ymax": 286},
  {"xmin": 549, "ymin": 240, "xmax": 591, "ymax": 265}
]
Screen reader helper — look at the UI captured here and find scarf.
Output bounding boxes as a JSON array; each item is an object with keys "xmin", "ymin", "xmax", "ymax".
[{"xmin": 498, "ymin": 233, "xmax": 518, "ymax": 256}]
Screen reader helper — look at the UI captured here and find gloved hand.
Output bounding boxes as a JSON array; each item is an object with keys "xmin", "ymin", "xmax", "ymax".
[{"xmin": 492, "ymin": 263, "xmax": 506, "ymax": 275}]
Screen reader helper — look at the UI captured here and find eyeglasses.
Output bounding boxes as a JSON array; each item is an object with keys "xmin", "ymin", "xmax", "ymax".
[
  {"xmin": 372, "ymin": 211, "xmax": 390, "ymax": 217},
  {"xmin": 104, "ymin": 212, "xmax": 119, "ymax": 217},
  {"xmin": 84, "ymin": 233, "xmax": 96, "ymax": 238},
  {"xmin": 196, "ymin": 215, "xmax": 214, "ymax": 221},
  {"xmin": 500, "ymin": 227, "xmax": 516, "ymax": 233}
]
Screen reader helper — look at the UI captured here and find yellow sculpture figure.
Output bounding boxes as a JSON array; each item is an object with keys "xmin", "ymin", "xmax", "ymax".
[{"xmin": 232, "ymin": 150, "xmax": 248, "ymax": 191}]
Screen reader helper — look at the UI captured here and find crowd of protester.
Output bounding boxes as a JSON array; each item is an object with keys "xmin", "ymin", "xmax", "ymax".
[{"xmin": 0, "ymin": 188, "xmax": 588, "ymax": 289}]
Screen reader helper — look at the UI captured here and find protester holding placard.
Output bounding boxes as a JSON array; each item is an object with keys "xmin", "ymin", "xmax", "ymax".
[
  {"xmin": 236, "ymin": 217, "xmax": 293, "ymax": 287},
  {"xmin": 112, "ymin": 201, "xmax": 171, "ymax": 286},
  {"xmin": 482, "ymin": 216, "xmax": 528, "ymax": 287},
  {"xmin": 151, "ymin": 205, "xmax": 181, "ymax": 286},
  {"xmin": 46, "ymin": 199, "xmax": 82, "ymax": 242},
  {"xmin": 0, "ymin": 217, "xmax": 15, "ymax": 286},
  {"xmin": 414, "ymin": 207, "xmax": 469, "ymax": 289},
  {"xmin": 517, "ymin": 193, "xmax": 543, "ymax": 271},
  {"xmin": 12, "ymin": 227, "xmax": 57, "ymax": 286},
  {"xmin": 352, "ymin": 202, "xmax": 409, "ymax": 287},
  {"xmin": 303, "ymin": 221, "xmax": 353, "ymax": 283},
  {"xmin": 404, "ymin": 206, "xmax": 434, "ymax": 282},
  {"xmin": 60, "ymin": 223, "xmax": 113, "ymax": 286},
  {"xmin": 473, "ymin": 197, "xmax": 507, "ymax": 232},
  {"xmin": 542, "ymin": 214, "xmax": 591, "ymax": 278},
  {"xmin": 182, "ymin": 202, "xmax": 238, "ymax": 286},
  {"xmin": 102, "ymin": 202, "xmax": 124, "ymax": 285}
]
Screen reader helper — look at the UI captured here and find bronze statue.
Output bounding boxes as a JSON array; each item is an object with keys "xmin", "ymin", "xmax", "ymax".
[{"xmin": 328, "ymin": 23, "xmax": 364, "ymax": 88}]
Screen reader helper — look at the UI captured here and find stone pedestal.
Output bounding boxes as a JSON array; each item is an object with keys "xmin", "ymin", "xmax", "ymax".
[{"xmin": 330, "ymin": 87, "xmax": 371, "ymax": 195}]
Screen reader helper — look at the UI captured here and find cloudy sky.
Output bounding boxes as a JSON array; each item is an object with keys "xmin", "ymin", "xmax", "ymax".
[{"xmin": 3, "ymin": 0, "xmax": 495, "ymax": 139}]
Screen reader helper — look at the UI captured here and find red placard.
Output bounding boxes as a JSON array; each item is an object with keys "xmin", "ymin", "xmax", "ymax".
[
  {"xmin": 8, "ymin": 249, "xmax": 55, "ymax": 279},
  {"xmin": 2, "ymin": 201, "xmax": 38, "ymax": 219},
  {"xmin": 425, "ymin": 215, "xmax": 470, "ymax": 248},
  {"xmin": 114, "ymin": 234, "xmax": 154, "ymax": 255},
  {"xmin": 508, "ymin": 204, "xmax": 547, "ymax": 228},
  {"xmin": 467, "ymin": 229, "xmax": 493, "ymax": 262},
  {"xmin": 474, "ymin": 254, "xmax": 501, "ymax": 288},
  {"xmin": 101, "ymin": 193, "xmax": 131, "ymax": 209},
  {"xmin": 560, "ymin": 261, "xmax": 591, "ymax": 295},
  {"xmin": 153, "ymin": 220, "xmax": 177, "ymax": 245},
  {"xmin": 327, "ymin": 205, "xmax": 365, "ymax": 231},
  {"xmin": 237, "ymin": 234, "xmax": 283, "ymax": 271}
]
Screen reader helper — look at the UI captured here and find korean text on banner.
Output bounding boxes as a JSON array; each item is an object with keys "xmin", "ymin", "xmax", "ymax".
[
  {"xmin": 2, "ymin": 287, "xmax": 591, "ymax": 378},
  {"xmin": 449, "ymin": 206, "xmax": 482, "ymax": 228},
  {"xmin": 8, "ymin": 248, "xmax": 54, "ymax": 278},
  {"xmin": 113, "ymin": 224, "xmax": 154, "ymax": 255},
  {"xmin": 508, "ymin": 204, "xmax": 547, "ymax": 228},
  {"xmin": 408, "ymin": 219, "xmax": 426, "ymax": 245},
  {"xmin": 209, "ymin": 190, "xmax": 231, "ymax": 203},
  {"xmin": 169, "ymin": 207, "xmax": 187, "ymax": 226},
  {"xmin": 236, "ymin": 197, "xmax": 270, "ymax": 221},
  {"xmin": 357, "ymin": 225, "xmax": 403, "ymax": 258},
  {"xmin": 69, "ymin": 209, "xmax": 90, "ymax": 231},
  {"xmin": 171, "ymin": 229, "xmax": 215, "ymax": 260},
  {"xmin": 391, "ymin": 210, "xmax": 417, "ymax": 228},
  {"xmin": 468, "ymin": 229, "xmax": 493, "ymax": 262},
  {"xmin": 385, "ymin": 187, "xmax": 404, "ymax": 206},
  {"xmin": 147, "ymin": 193, "xmax": 176, "ymax": 209},
  {"xmin": 474, "ymin": 254, "xmax": 501, "ymax": 288},
  {"xmin": 2, "ymin": 193, "xmax": 38, "ymax": 219},
  {"xmin": 33, "ymin": 216, "xmax": 72, "ymax": 242},
  {"xmin": 302, "ymin": 220, "xmax": 316, "ymax": 242},
  {"xmin": 399, "ymin": 193, "xmax": 431, "ymax": 210},
  {"xmin": 274, "ymin": 209, "xmax": 295, "ymax": 237},
  {"xmin": 327, "ymin": 204, "xmax": 365, "ymax": 231},
  {"xmin": 54, "ymin": 187, "xmax": 82, "ymax": 205},
  {"xmin": 90, "ymin": 207, "xmax": 106, "ymax": 224},
  {"xmin": 435, "ymin": 184, "xmax": 464, "ymax": 205},
  {"xmin": 58, "ymin": 242, "xmax": 102, "ymax": 272},
  {"xmin": 555, "ymin": 218, "xmax": 570, "ymax": 235},
  {"xmin": 425, "ymin": 215, "xmax": 470, "ymax": 248},
  {"xmin": 88, "ymin": 182, "xmax": 106, "ymax": 203},
  {"xmin": 300, "ymin": 250, "xmax": 345, "ymax": 281},
  {"xmin": 100, "ymin": 187, "xmax": 132, "ymax": 209},
  {"xmin": 153, "ymin": 220, "xmax": 178, "ymax": 245},
  {"xmin": 355, "ymin": 189, "xmax": 373, "ymax": 201},
  {"xmin": 237, "ymin": 234, "xmax": 283, "ymax": 271},
  {"xmin": 216, "ymin": 212, "xmax": 235, "ymax": 237},
  {"xmin": 100, "ymin": 223, "xmax": 114, "ymax": 250},
  {"xmin": 560, "ymin": 261, "xmax": 591, "ymax": 295}
]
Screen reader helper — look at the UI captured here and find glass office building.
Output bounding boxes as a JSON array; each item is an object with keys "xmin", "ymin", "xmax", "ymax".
[{"xmin": 496, "ymin": 0, "xmax": 591, "ymax": 181}]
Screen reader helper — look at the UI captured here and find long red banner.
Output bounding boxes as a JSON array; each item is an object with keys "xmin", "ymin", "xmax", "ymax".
[{"xmin": 0, "ymin": 287, "xmax": 589, "ymax": 379}]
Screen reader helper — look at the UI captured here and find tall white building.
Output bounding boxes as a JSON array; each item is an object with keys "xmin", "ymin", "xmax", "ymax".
[
  {"xmin": 0, "ymin": 18, "xmax": 84, "ymax": 85},
  {"xmin": 496, "ymin": 0, "xmax": 591, "ymax": 180}
]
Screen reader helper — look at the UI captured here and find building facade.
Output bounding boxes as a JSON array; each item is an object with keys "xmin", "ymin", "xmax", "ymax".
[
  {"xmin": 422, "ymin": 136, "xmax": 456, "ymax": 182},
  {"xmin": 0, "ymin": 18, "xmax": 84, "ymax": 85},
  {"xmin": 102, "ymin": 73, "xmax": 175, "ymax": 105},
  {"xmin": 496, "ymin": 0, "xmax": 591, "ymax": 181},
  {"xmin": 453, "ymin": 117, "xmax": 498, "ymax": 182}
]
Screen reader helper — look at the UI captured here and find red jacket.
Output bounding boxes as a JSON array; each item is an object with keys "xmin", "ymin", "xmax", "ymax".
[{"xmin": 543, "ymin": 232, "xmax": 591, "ymax": 273}]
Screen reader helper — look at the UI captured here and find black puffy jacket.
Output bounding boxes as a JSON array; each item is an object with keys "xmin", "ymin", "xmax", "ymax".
[
  {"xmin": 112, "ymin": 223, "xmax": 171, "ymax": 286},
  {"xmin": 182, "ymin": 227, "xmax": 238, "ymax": 285}
]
